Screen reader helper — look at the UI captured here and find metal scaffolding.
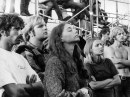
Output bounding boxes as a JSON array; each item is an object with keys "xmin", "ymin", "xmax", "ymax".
[
  {"xmin": 34, "ymin": 0, "xmax": 130, "ymax": 36},
  {"xmin": 93, "ymin": 0, "xmax": 130, "ymax": 31}
]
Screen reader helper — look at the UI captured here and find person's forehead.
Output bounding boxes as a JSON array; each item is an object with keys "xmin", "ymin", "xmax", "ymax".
[
  {"xmin": 117, "ymin": 30, "xmax": 124, "ymax": 34},
  {"xmin": 64, "ymin": 24, "xmax": 73, "ymax": 28},
  {"xmin": 93, "ymin": 40, "xmax": 103, "ymax": 45},
  {"xmin": 34, "ymin": 21, "xmax": 45, "ymax": 26}
]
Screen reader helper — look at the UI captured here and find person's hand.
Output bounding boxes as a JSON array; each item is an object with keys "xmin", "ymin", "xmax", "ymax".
[
  {"xmin": 104, "ymin": 85, "xmax": 111, "ymax": 89},
  {"xmin": 26, "ymin": 74, "xmax": 37, "ymax": 84},
  {"xmin": 112, "ymin": 57, "xmax": 121, "ymax": 64},
  {"xmin": 106, "ymin": 78, "xmax": 113, "ymax": 82},
  {"xmin": 91, "ymin": 76, "xmax": 96, "ymax": 81},
  {"xmin": 56, "ymin": 89, "xmax": 68, "ymax": 97},
  {"xmin": 76, "ymin": 88, "xmax": 90, "ymax": 97}
]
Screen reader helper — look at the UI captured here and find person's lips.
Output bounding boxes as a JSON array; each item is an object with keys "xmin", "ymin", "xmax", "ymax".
[{"xmin": 75, "ymin": 35, "xmax": 79, "ymax": 38}]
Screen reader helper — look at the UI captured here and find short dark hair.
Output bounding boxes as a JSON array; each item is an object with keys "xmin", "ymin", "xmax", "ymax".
[
  {"xmin": 99, "ymin": 27, "xmax": 110, "ymax": 38},
  {"xmin": 0, "ymin": 14, "xmax": 24, "ymax": 33}
]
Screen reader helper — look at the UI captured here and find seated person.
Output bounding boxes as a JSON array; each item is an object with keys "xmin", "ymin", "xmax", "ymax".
[
  {"xmin": 84, "ymin": 38, "xmax": 121, "ymax": 97},
  {"xmin": 44, "ymin": 22, "xmax": 91, "ymax": 97},
  {"xmin": 99, "ymin": 27, "xmax": 111, "ymax": 46},
  {"xmin": 16, "ymin": 16, "xmax": 49, "ymax": 81},
  {"xmin": 0, "ymin": 14, "xmax": 44, "ymax": 97}
]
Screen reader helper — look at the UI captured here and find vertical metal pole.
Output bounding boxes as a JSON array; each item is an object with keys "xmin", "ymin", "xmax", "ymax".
[
  {"xmin": 112, "ymin": 17, "xmax": 113, "ymax": 28},
  {"xmin": 116, "ymin": 1, "xmax": 118, "ymax": 22},
  {"xmin": 96, "ymin": 0, "xmax": 99, "ymax": 33},
  {"xmin": 78, "ymin": 19, "xmax": 81, "ymax": 36},
  {"xmin": 104, "ymin": 0, "xmax": 105, "ymax": 10},
  {"xmin": 89, "ymin": 0, "xmax": 94, "ymax": 38},
  {"xmin": 35, "ymin": 0, "xmax": 38, "ymax": 15}
]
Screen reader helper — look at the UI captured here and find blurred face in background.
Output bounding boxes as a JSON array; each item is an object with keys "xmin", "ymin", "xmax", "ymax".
[
  {"xmin": 123, "ymin": 32, "xmax": 128, "ymax": 41},
  {"xmin": 102, "ymin": 31, "xmax": 110, "ymax": 42}
]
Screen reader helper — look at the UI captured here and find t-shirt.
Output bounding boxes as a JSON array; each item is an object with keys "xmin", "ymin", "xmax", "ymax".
[
  {"xmin": 86, "ymin": 58, "xmax": 118, "ymax": 81},
  {"xmin": 0, "ymin": 48, "xmax": 40, "ymax": 97}
]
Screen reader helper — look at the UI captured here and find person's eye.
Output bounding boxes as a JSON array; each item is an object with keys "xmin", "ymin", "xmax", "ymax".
[
  {"xmin": 67, "ymin": 28, "xmax": 72, "ymax": 32},
  {"xmin": 38, "ymin": 24, "xmax": 43, "ymax": 28},
  {"xmin": 118, "ymin": 33, "xmax": 121, "ymax": 35},
  {"xmin": 96, "ymin": 44, "xmax": 99, "ymax": 47}
]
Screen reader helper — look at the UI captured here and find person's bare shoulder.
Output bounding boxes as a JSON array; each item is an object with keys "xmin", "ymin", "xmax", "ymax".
[
  {"xmin": 104, "ymin": 45, "xmax": 115, "ymax": 58},
  {"xmin": 124, "ymin": 46, "xmax": 130, "ymax": 59}
]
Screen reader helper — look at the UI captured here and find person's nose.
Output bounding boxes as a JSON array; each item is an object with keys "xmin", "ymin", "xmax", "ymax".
[
  {"xmin": 99, "ymin": 44, "xmax": 103, "ymax": 48},
  {"xmin": 121, "ymin": 33, "xmax": 124, "ymax": 37},
  {"xmin": 43, "ymin": 25, "xmax": 47, "ymax": 30}
]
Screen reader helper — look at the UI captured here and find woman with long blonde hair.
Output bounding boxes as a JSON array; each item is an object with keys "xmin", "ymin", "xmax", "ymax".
[{"xmin": 84, "ymin": 38, "xmax": 120, "ymax": 97}]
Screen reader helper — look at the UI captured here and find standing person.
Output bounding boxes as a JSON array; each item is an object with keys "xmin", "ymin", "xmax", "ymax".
[
  {"xmin": 104, "ymin": 27, "xmax": 130, "ymax": 97},
  {"xmin": 20, "ymin": 0, "xmax": 31, "ymax": 16},
  {"xmin": 0, "ymin": 0, "xmax": 6, "ymax": 13},
  {"xmin": 84, "ymin": 38, "xmax": 120, "ymax": 97},
  {"xmin": 0, "ymin": 0, "xmax": 15, "ymax": 13},
  {"xmin": 44, "ymin": 23, "xmax": 90, "ymax": 97},
  {"xmin": 0, "ymin": 14, "xmax": 44, "ymax": 97}
]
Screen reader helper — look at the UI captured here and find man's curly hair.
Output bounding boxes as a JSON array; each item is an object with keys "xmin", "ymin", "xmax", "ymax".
[{"xmin": 0, "ymin": 14, "xmax": 24, "ymax": 33}]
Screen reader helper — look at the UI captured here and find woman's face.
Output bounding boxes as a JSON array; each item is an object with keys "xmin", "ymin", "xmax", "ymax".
[
  {"xmin": 91, "ymin": 40, "xmax": 104, "ymax": 55},
  {"xmin": 61, "ymin": 24, "xmax": 80, "ymax": 43}
]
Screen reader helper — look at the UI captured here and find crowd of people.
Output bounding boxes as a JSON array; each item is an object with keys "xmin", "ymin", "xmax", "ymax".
[
  {"xmin": 0, "ymin": 12, "xmax": 129, "ymax": 97},
  {"xmin": 0, "ymin": 0, "xmax": 129, "ymax": 97}
]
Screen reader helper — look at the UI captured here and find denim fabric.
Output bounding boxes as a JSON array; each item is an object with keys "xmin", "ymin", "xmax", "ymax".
[
  {"xmin": 115, "ymin": 77, "xmax": 130, "ymax": 97},
  {"xmin": 93, "ymin": 88, "xmax": 114, "ymax": 97}
]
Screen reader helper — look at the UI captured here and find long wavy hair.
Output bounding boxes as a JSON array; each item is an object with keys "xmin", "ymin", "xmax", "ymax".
[{"xmin": 48, "ymin": 23, "xmax": 89, "ymax": 79}]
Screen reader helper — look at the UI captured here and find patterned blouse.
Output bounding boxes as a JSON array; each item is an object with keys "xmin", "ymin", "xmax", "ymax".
[{"xmin": 44, "ymin": 56, "xmax": 88, "ymax": 97}]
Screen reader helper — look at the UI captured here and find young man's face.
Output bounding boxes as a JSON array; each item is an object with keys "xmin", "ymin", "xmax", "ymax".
[
  {"xmin": 8, "ymin": 27, "xmax": 22, "ymax": 45},
  {"xmin": 33, "ymin": 20, "xmax": 48, "ymax": 41},
  {"xmin": 102, "ymin": 32, "xmax": 110, "ymax": 41}
]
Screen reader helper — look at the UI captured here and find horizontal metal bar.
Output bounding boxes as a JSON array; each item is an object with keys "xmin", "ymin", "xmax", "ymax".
[{"xmin": 105, "ymin": 0, "xmax": 130, "ymax": 4}]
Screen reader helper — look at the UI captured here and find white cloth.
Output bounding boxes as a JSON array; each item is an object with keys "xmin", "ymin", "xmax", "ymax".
[{"xmin": 0, "ymin": 48, "xmax": 40, "ymax": 97}]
